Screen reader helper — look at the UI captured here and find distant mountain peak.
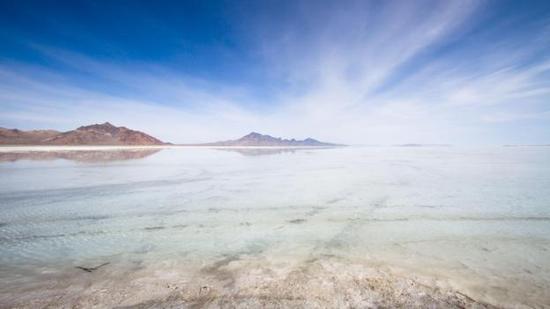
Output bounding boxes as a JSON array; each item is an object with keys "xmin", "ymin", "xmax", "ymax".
[
  {"xmin": 242, "ymin": 132, "xmax": 264, "ymax": 138},
  {"xmin": 77, "ymin": 122, "xmax": 118, "ymax": 131}
]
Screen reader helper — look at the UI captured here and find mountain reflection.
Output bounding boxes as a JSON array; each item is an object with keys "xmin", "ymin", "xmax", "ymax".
[
  {"xmin": 0, "ymin": 149, "xmax": 161, "ymax": 163},
  {"xmin": 214, "ymin": 147, "xmax": 334, "ymax": 156}
]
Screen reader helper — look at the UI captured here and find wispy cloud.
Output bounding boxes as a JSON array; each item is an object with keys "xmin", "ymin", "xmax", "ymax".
[{"xmin": 0, "ymin": 0, "xmax": 549, "ymax": 144}]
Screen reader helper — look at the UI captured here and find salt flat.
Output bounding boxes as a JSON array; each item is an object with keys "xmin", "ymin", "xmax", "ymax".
[{"xmin": 1, "ymin": 146, "xmax": 549, "ymax": 307}]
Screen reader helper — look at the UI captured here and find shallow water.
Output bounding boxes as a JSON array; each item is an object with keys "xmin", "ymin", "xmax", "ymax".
[{"xmin": 1, "ymin": 146, "xmax": 549, "ymax": 307}]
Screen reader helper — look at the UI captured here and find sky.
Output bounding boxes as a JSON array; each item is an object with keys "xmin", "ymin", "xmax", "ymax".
[{"xmin": 1, "ymin": 0, "xmax": 549, "ymax": 145}]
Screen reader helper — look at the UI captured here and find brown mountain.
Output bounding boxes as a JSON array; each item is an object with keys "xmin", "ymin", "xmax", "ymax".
[
  {"xmin": 0, "ymin": 122, "xmax": 165, "ymax": 145},
  {"xmin": 203, "ymin": 132, "xmax": 342, "ymax": 147},
  {"xmin": 0, "ymin": 128, "xmax": 60, "ymax": 145}
]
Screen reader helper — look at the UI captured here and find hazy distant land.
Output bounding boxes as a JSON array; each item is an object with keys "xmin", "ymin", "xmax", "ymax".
[
  {"xmin": 503, "ymin": 144, "xmax": 550, "ymax": 147},
  {"xmin": 198, "ymin": 132, "xmax": 343, "ymax": 147}
]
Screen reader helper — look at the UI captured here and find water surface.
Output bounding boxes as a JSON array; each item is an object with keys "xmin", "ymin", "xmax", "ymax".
[{"xmin": 1, "ymin": 146, "xmax": 549, "ymax": 307}]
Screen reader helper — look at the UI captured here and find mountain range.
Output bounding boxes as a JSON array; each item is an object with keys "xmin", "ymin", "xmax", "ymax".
[
  {"xmin": 202, "ymin": 132, "xmax": 341, "ymax": 147},
  {"xmin": 0, "ymin": 123, "xmax": 342, "ymax": 146},
  {"xmin": 0, "ymin": 122, "xmax": 165, "ymax": 145}
]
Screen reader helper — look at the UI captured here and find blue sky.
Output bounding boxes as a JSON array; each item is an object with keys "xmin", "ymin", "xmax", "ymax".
[{"xmin": 1, "ymin": 0, "xmax": 549, "ymax": 144}]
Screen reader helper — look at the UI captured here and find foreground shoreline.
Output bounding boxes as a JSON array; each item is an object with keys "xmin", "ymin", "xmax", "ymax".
[{"xmin": 1, "ymin": 256, "xmax": 497, "ymax": 308}]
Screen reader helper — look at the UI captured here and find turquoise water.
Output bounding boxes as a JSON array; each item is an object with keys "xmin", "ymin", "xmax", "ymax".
[{"xmin": 1, "ymin": 146, "xmax": 550, "ymax": 307}]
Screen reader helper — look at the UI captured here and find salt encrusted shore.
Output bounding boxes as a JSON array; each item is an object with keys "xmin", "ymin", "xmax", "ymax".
[{"xmin": 1, "ymin": 256, "xmax": 498, "ymax": 308}]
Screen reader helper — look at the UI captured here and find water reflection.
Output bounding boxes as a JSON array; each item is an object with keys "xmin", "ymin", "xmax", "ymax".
[
  {"xmin": 214, "ymin": 147, "xmax": 335, "ymax": 156},
  {"xmin": 0, "ymin": 149, "xmax": 161, "ymax": 163}
]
